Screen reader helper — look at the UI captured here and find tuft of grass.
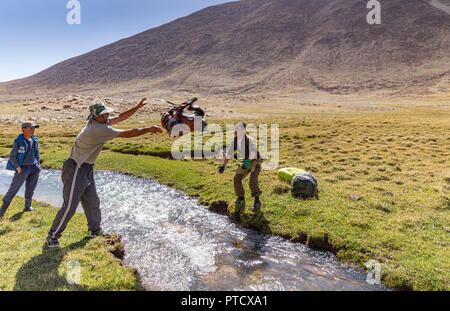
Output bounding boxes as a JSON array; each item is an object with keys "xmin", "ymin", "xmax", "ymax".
[{"xmin": 272, "ymin": 183, "xmax": 291, "ymax": 195}]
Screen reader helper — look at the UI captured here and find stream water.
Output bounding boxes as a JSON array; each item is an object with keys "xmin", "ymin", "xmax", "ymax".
[{"xmin": 0, "ymin": 158, "xmax": 387, "ymax": 291}]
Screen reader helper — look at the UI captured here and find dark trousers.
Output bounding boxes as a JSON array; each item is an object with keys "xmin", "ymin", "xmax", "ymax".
[
  {"xmin": 48, "ymin": 158, "xmax": 101, "ymax": 239},
  {"xmin": 1, "ymin": 164, "xmax": 41, "ymax": 214}
]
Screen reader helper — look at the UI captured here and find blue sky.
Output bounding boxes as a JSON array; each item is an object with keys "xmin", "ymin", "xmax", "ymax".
[{"xmin": 0, "ymin": 0, "xmax": 232, "ymax": 82}]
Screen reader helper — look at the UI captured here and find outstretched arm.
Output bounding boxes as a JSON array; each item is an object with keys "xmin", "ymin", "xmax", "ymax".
[
  {"xmin": 116, "ymin": 125, "xmax": 163, "ymax": 138},
  {"xmin": 109, "ymin": 98, "xmax": 148, "ymax": 125}
]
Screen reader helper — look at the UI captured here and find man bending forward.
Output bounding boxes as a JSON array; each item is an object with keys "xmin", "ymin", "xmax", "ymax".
[{"xmin": 46, "ymin": 98, "xmax": 162, "ymax": 248}]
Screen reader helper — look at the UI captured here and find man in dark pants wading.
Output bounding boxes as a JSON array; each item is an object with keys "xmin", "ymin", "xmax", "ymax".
[
  {"xmin": 0, "ymin": 122, "xmax": 41, "ymax": 219},
  {"xmin": 46, "ymin": 98, "xmax": 163, "ymax": 248}
]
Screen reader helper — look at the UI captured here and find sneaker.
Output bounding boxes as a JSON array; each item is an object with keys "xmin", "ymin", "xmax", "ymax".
[
  {"xmin": 46, "ymin": 236, "xmax": 60, "ymax": 248},
  {"xmin": 252, "ymin": 197, "xmax": 261, "ymax": 213},
  {"xmin": 89, "ymin": 229, "xmax": 108, "ymax": 238},
  {"xmin": 23, "ymin": 207, "xmax": 37, "ymax": 212}
]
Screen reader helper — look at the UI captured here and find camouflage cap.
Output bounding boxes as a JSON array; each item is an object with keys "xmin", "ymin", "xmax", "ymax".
[{"xmin": 87, "ymin": 101, "xmax": 114, "ymax": 121}]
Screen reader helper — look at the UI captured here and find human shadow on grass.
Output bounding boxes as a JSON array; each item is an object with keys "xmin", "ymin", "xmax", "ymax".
[
  {"xmin": 10, "ymin": 211, "xmax": 24, "ymax": 222},
  {"xmin": 14, "ymin": 237, "xmax": 92, "ymax": 291},
  {"xmin": 233, "ymin": 202, "xmax": 271, "ymax": 235}
]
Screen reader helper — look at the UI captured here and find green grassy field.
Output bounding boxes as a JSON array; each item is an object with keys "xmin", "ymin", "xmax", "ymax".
[
  {"xmin": 0, "ymin": 105, "xmax": 449, "ymax": 291},
  {"xmin": 0, "ymin": 197, "xmax": 142, "ymax": 290}
]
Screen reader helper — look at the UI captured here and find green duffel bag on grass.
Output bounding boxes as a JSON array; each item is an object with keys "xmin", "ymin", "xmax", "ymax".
[{"xmin": 277, "ymin": 167, "xmax": 307, "ymax": 182}]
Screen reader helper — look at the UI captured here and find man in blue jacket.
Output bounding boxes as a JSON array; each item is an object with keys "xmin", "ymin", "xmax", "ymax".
[{"xmin": 0, "ymin": 122, "xmax": 41, "ymax": 219}]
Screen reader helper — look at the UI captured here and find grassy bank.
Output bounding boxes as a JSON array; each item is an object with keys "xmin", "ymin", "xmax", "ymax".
[
  {"xmin": 0, "ymin": 106, "xmax": 449, "ymax": 290},
  {"xmin": 0, "ymin": 197, "xmax": 143, "ymax": 290}
]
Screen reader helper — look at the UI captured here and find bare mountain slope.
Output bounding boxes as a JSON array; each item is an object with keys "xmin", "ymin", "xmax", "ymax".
[{"xmin": 1, "ymin": 0, "xmax": 449, "ymax": 96}]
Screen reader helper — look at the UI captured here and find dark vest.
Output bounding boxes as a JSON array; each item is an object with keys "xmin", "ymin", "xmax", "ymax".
[{"xmin": 231, "ymin": 135, "xmax": 261, "ymax": 160}]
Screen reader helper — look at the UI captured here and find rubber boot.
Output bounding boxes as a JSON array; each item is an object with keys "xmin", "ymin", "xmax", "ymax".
[{"xmin": 252, "ymin": 196, "xmax": 261, "ymax": 213}]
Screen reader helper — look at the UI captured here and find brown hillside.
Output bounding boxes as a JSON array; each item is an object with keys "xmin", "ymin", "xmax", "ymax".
[{"xmin": 1, "ymin": 0, "xmax": 449, "ymax": 96}]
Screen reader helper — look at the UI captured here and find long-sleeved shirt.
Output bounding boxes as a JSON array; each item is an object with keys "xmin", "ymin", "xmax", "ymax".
[
  {"xmin": 8, "ymin": 141, "xmax": 21, "ymax": 169},
  {"xmin": 9, "ymin": 138, "xmax": 38, "ymax": 168},
  {"xmin": 21, "ymin": 138, "xmax": 38, "ymax": 166}
]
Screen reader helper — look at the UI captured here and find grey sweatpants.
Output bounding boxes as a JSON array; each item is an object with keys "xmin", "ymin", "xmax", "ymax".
[{"xmin": 48, "ymin": 158, "xmax": 101, "ymax": 239}]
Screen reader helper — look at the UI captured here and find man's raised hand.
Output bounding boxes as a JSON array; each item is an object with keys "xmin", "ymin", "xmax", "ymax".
[{"xmin": 137, "ymin": 98, "xmax": 148, "ymax": 109}]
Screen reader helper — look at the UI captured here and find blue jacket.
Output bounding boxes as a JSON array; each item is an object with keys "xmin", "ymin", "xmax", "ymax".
[{"xmin": 6, "ymin": 134, "xmax": 40, "ymax": 171}]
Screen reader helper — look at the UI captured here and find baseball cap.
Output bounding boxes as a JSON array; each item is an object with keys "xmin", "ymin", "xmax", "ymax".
[{"xmin": 21, "ymin": 121, "xmax": 40, "ymax": 129}]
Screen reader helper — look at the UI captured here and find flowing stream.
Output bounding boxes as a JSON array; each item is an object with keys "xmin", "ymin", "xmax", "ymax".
[{"xmin": 0, "ymin": 158, "xmax": 387, "ymax": 291}]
